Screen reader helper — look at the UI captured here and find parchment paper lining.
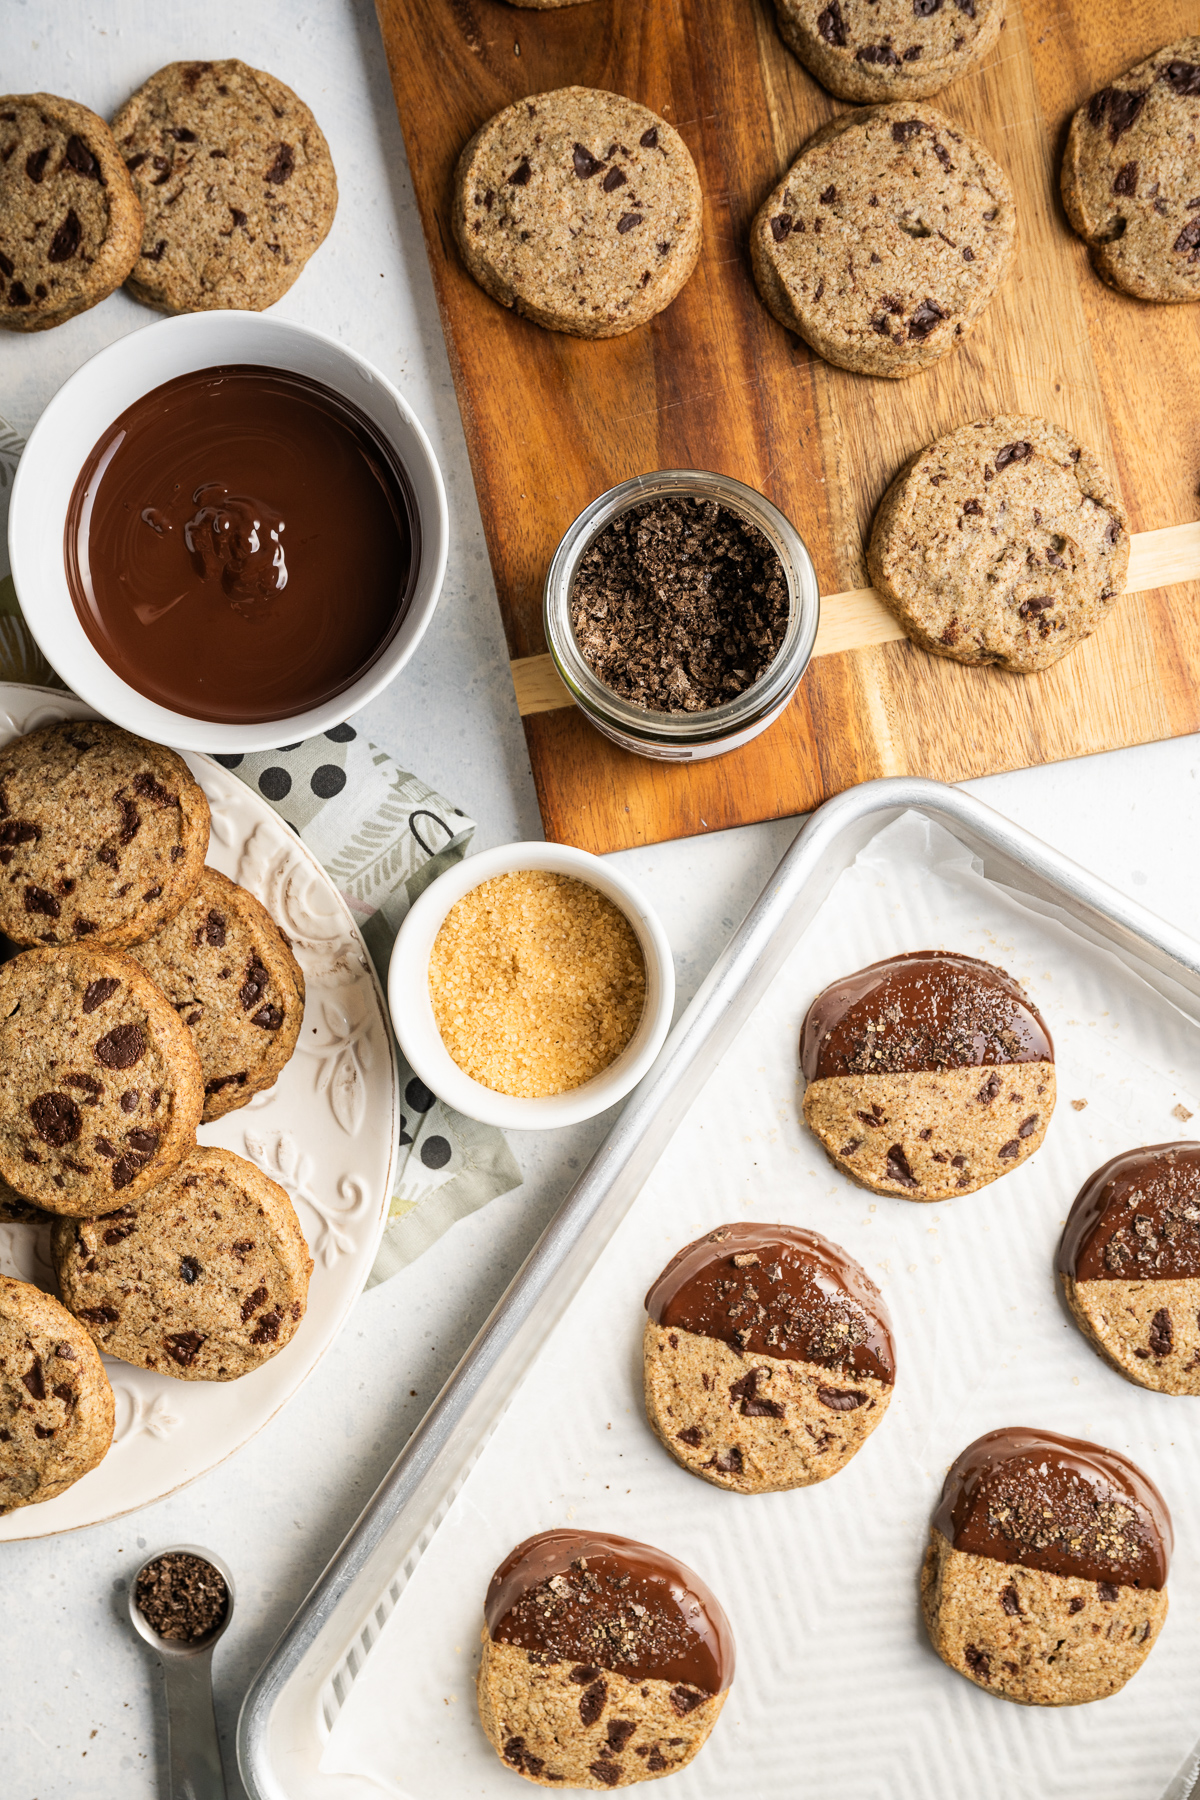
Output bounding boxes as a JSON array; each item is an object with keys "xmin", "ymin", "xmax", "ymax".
[{"xmin": 323, "ymin": 811, "xmax": 1200, "ymax": 1800}]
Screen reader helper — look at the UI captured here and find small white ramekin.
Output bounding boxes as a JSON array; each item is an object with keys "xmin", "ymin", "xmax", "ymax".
[
  {"xmin": 8, "ymin": 310, "xmax": 449, "ymax": 752},
  {"xmin": 388, "ymin": 842, "xmax": 676, "ymax": 1129}
]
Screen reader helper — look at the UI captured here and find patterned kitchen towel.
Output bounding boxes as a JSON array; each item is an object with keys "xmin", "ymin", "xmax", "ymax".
[
  {"xmin": 213, "ymin": 738, "xmax": 523, "ymax": 1284},
  {"xmin": 0, "ymin": 416, "xmax": 522, "ymax": 1283}
]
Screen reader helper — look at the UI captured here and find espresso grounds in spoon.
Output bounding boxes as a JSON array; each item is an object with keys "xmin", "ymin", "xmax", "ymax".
[
  {"xmin": 569, "ymin": 496, "xmax": 789, "ymax": 713},
  {"xmin": 135, "ymin": 1552, "xmax": 228, "ymax": 1643},
  {"xmin": 65, "ymin": 365, "xmax": 417, "ymax": 725}
]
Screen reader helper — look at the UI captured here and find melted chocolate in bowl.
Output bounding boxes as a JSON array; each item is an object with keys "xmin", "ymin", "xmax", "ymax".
[
  {"xmin": 1057, "ymin": 1142, "xmax": 1200, "ymax": 1282},
  {"xmin": 485, "ymin": 1529, "xmax": 736, "ymax": 1693},
  {"xmin": 645, "ymin": 1221, "xmax": 895, "ymax": 1383},
  {"xmin": 800, "ymin": 950, "xmax": 1053, "ymax": 1081},
  {"xmin": 932, "ymin": 1427, "xmax": 1172, "ymax": 1589},
  {"xmin": 65, "ymin": 365, "xmax": 418, "ymax": 725}
]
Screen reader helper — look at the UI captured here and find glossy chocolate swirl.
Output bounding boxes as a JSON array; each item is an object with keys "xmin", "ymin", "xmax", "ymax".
[
  {"xmin": 800, "ymin": 952, "xmax": 1053, "ymax": 1081},
  {"xmin": 485, "ymin": 1530, "xmax": 735, "ymax": 1693},
  {"xmin": 932, "ymin": 1428, "xmax": 1172, "ymax": 1589},
  {"xmin": 1057, "ymin": 1143, "xmax": 1200, "ymax": 1282},
  {"xmin": 645, "ymin": 1222, "xmax": 894, "ymax": 1384},
  {"xmin": 66, "ymin": 365, "xmax": 418, "ymax": 725}
]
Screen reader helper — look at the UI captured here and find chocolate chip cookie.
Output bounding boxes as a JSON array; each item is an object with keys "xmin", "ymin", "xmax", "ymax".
[
  {"xmin": 774, "ymin": 0, "xmax": 1005, "ymax": 105},
  {"xmin": 1058, "ymin": 1143, "xmax": 1200, "ymax": 1393},
  {"xmin": 112, "ymin": 59, "xmax": 337, "ymax": 315},
  {"xmin": 1062, "ymin": 39, "xmax": 1200, "ymax": 303},
  {"xmin": 750, "ymin": 105, "xmax": 1016, "ymax": 377},
  {"xmin": 921, "ymin": 1428, "xmax": 1171, "ymax": 1705},
  {"xmin": 477, "ymin": 1530, "xmax": 735, "ymax": 1788},
  {"xmin": 453, "ymin": 86, "xmax": 703, "ymax": 338},
  {"xmin": 801, "ymin": 951, "xmax": 1055, "ymax": 1200},
  {"xmin": 867, "ymin": 415, "xmax": 1129, "ymax": 671},
  {"xmin": 0, "ymin": 720, "xmax": 209, "ymax": 950},
  {"xmin": 0, "ymin": 1273, "xmax": 114, "ymax": 1513},
  {"xmin": 643, "ymin": 1222, "xmax": 895, "ymax": 1493},
  {"xmin": 129, "ymin": 867, "xmax": 304, "ymax": 1122},
  {"xmin": 0, "ymin": 94, "xmax": 143, "ymax": 332},
  {"xmin": 52, "ymin": 1144, "xmax": 312, "ymax": 1382},
  {"xmin": 0, "ymin": 947, "xmax": 203, "ymax": 1217},
  {"xmin": 0, "ymin": 1183, "xmax": 48, "ymax": 1224}
]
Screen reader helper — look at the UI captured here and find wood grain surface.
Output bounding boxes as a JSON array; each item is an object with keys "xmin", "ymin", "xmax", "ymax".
[{"xmin": 374, "ymin": 0, "xmax": 1200, "ymax": 853}]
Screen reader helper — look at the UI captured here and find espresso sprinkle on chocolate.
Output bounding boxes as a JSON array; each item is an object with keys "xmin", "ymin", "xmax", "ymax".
[
  {"xmin": 1100, "ymin": 1155, "xmax": 1200, "ymax": 1276},
  {"xmin": 842, "ymin": 971, "xmax": 1029, "ymax": 1075},
  {"xmin": 496, "ymin": 1557, "xmax": 709, "ymax": 1684},
  {"xmin": 983, "ymin": 1470, "xmax": 1146, "ymax": 1577},
  {"xmin": 570, "ymin": 497, "xmax": 789, "ymax": 713}
]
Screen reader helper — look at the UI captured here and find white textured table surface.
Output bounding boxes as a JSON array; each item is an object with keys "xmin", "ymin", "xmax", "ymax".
[{"xmin": 2, "ymin": 6, "xmax": 1198, "ymax": 1797}]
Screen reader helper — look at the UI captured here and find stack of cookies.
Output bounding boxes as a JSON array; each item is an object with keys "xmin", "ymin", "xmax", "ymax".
[{"xmin": 0, "ymin": 719, "xmax": 312, "ymax": 1518}]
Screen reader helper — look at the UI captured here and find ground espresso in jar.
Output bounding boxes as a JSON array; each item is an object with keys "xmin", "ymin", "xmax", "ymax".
[
  {"xmin": 65, "ymin": 365, "xmax": 417, "ymax": 724},
  {"xmin": 569, "ymin": 496, "xmax": 789, "ymax": 712}
]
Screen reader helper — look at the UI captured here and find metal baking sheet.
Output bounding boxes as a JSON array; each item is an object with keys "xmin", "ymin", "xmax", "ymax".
[{"xmin": 238, "ymin": 777, "xmax": 1200, "ymax": 1800}]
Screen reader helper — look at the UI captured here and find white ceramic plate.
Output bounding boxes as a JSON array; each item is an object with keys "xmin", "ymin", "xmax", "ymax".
[{"xmin": 0, "ymin": 686, "xmax": 399, "ymax": 1539}]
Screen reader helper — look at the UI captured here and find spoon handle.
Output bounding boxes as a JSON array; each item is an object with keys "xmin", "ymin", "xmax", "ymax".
[{"xmin": 160, "ymin": 1649, "xmax": 227, "ymax": 1800}]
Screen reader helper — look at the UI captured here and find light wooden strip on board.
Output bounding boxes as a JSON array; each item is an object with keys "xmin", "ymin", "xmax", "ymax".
[
  {"xmin": 509, "ymin": 521, "xmax": 1200, "ymax": 718},
  {"xmin": 1125, "ymin": 519, "xmax": 1200, "ymax": 596}
]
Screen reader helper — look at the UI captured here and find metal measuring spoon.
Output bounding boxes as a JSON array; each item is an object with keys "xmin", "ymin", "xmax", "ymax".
[{"xmin": 128, "ymin": 1543, "xmax": 235, "ymax": 1800}]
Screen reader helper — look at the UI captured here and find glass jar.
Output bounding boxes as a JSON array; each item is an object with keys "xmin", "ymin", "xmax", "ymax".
[{"xmin": 543, "ymin": 469, "xmax": 820, "ymax": 762}]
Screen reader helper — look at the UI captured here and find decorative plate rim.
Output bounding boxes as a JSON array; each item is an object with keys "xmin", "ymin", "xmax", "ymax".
[{"xmin": 0, "ymin": 684, "xmax": 400, "ymax": 1539}]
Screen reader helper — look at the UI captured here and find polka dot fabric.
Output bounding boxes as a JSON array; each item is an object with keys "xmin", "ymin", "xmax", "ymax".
[
  {"xmin": 209, "ymin": 721, "xmax": 521, "ymax": 1281},
  {"xmin": 214, "ymin": 725, "xmax": 360, "ymax": 833}
]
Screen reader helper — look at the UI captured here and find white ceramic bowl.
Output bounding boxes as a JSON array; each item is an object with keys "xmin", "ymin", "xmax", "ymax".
[
  {"xmin": 7, "ymin": 310, "xmax": 449, "ymax": 752},
  {"xmin": 389, "ymin": 842, "xmax": 676, "ymax": 1129}
]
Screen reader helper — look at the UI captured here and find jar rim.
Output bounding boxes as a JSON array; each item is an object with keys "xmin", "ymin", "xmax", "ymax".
[{"xmin": 543, "ymin": 469, "xmax": 821, "ymax": 745}]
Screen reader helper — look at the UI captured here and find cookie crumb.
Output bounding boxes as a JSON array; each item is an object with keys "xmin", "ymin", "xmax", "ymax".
[
  {"xmin": 1173, "ymin": 1103, "xmax": 1193, "ymax": 1123},
  {"xmin": 1071, "ymin": 1098, "xmax": 1088, "ymax": 1112}
]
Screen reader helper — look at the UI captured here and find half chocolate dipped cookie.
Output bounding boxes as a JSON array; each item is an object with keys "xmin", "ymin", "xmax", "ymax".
[
  {"xmin": 1058, "ymin": 1143, "xmax": 1200, "ymax": 1393},
  {"xmin": 642, "ymin": 1222, "xmax": 894, "ymax": 1493},
  {"xmin": 477, "ymin": 1529, "xmax": 734, "ymax": 1788},
  {"xmin": 801, "ymin": 951, "xmax": 1055, "ymax": 1200},
  {"xmin": 922, "ymin": 1428, "xmax": 1170, "ymax": 1705}
]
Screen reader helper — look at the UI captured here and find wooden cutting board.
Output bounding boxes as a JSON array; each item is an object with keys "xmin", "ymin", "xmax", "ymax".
[{"xmin": 374, "ymin": 0, "xmax": 1200, "ymax": 853}]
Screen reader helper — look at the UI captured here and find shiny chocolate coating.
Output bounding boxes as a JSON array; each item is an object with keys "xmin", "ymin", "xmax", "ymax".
[
  {"xmin": 645, "ymin": 1222, "xmax": 894, "ymax": 1384},
  {"xmin": 932, "ymin": 1427, "xmax": 1171, "ymax": 1589},
  {"xmin": 65, "ymin": 365, "xmax": 417, "ymax": 725},
  {"xmin": 485, "ymin": 1530, "xmax": 735, "ymax": 1692},
  {"xmin": 1057, "ymin": 1143, "xmax": 1200, "ymax": 1283},
  {"xmin": 800, "ymin": 951, "xmax": 1053, "ymax": 1081}
]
